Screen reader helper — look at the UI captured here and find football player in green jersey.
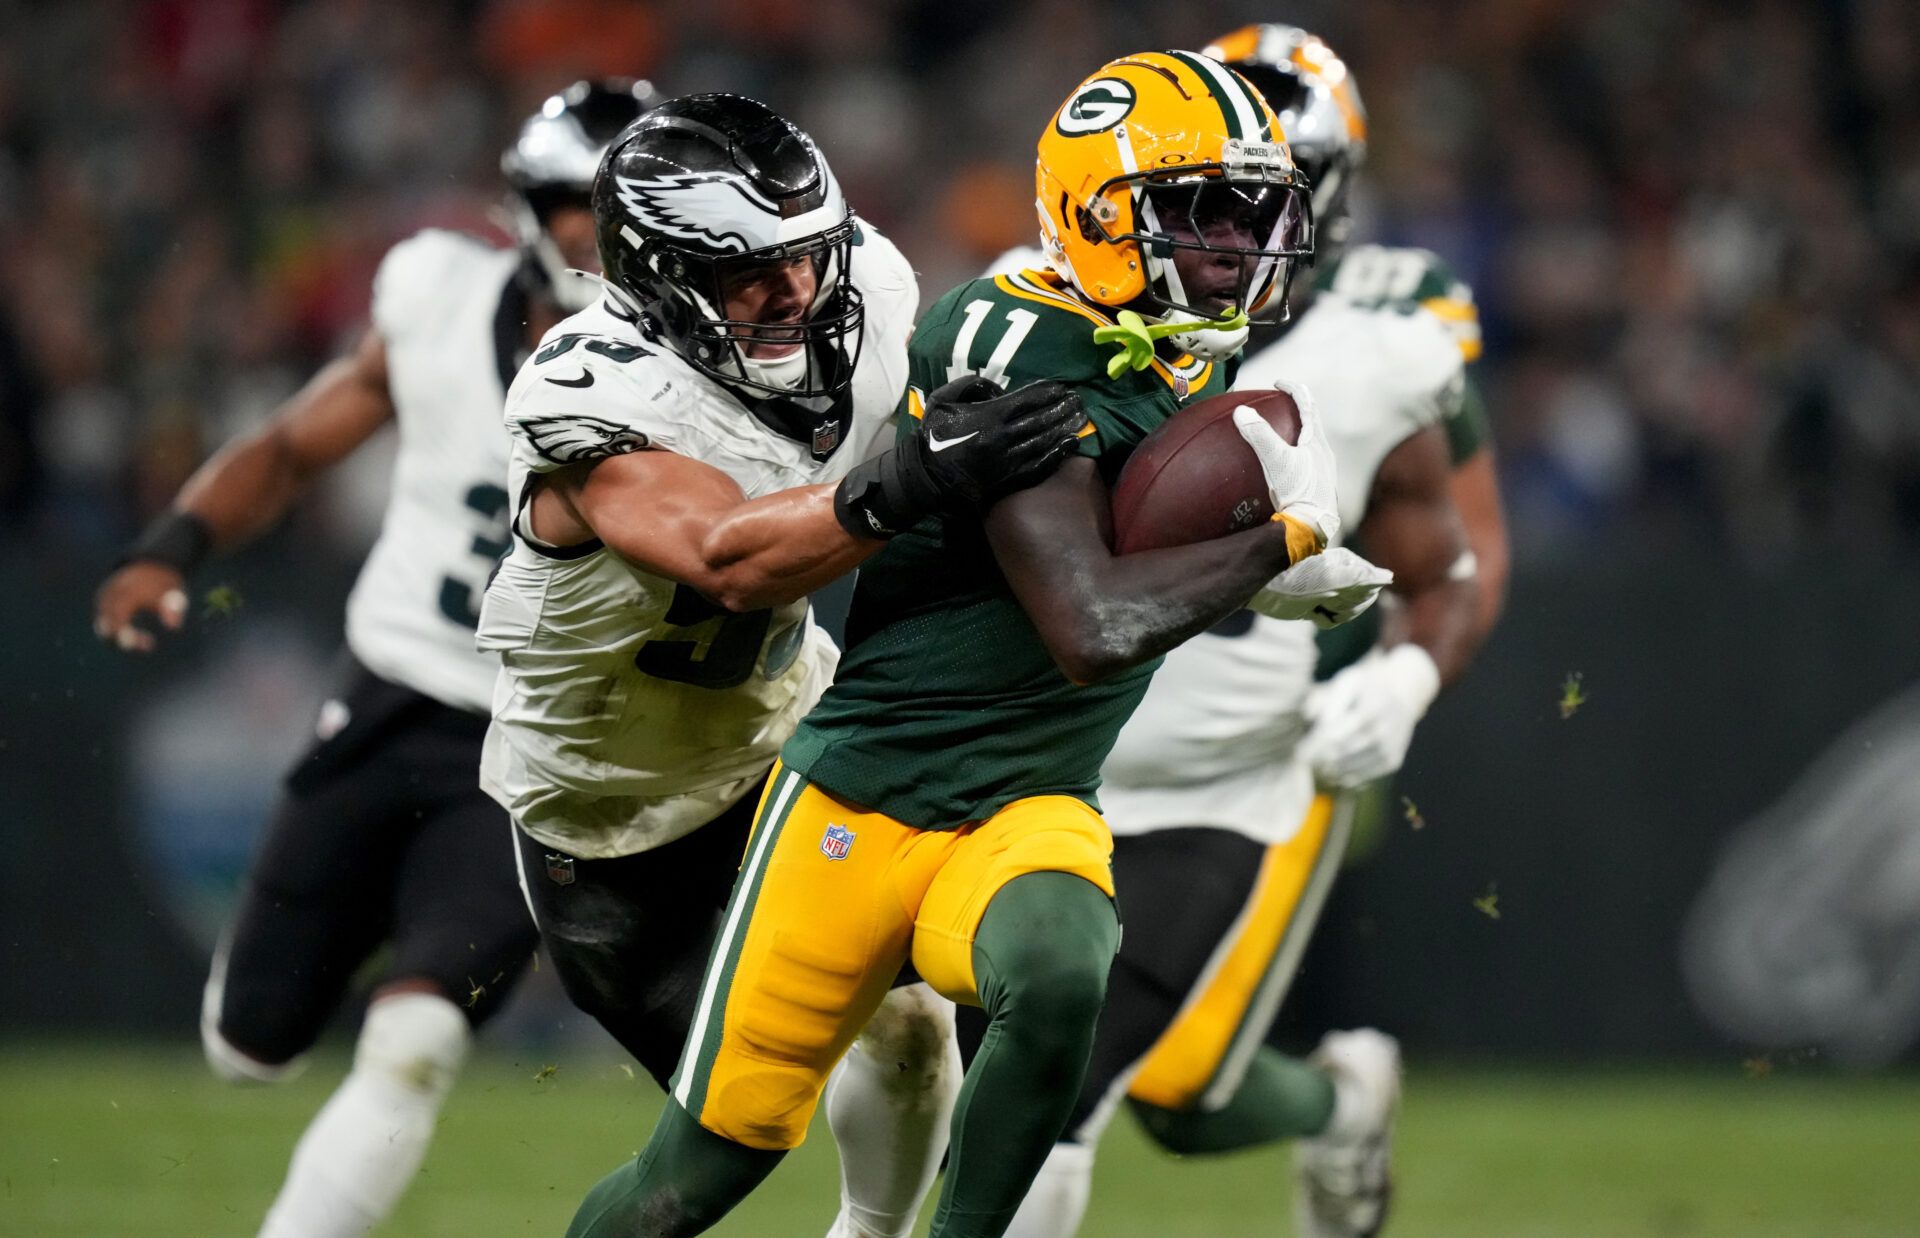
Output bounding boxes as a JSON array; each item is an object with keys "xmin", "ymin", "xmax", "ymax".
[
  {"xmin": 561, "ymin": 51, "xmax": 1390, "ymax": 1238},
  {"xmin": 971, "ymin": 27, "xmax": 1512, "ymax": 1238}
]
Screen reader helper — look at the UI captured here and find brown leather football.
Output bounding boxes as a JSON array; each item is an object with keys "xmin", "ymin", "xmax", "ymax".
[{"xmin": 1109, "ymin": 387, "xmax": 1304, "ymax": 554}]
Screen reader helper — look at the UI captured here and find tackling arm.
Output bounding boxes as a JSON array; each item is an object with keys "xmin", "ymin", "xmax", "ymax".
[
  {"xmin": 93, "ymin": 329, "xmax": 396, "ymax": 651},
  {"xmin": 529, "ymin": 452, "xmax": 878, "ymax": 614},
  {"xmin": 985, "ymin": 457, "xmax": 1307, "ymax": 686},
  {"xmin": 530, "ymin": 376, "xmax": 1089, "ymax": 615}
]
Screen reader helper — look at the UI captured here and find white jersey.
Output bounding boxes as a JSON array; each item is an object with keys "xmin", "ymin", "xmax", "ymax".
[
  {"xmin": 478, "ymin": 223, "xmax": 918, "ymax": 858},
  {"xmin": 1101, "ymin": 245, "xmax": 1471, "ymax": 844},
  {"xmin": 343, "ymin": 230, "xmax": 520, "ymax": 714}
]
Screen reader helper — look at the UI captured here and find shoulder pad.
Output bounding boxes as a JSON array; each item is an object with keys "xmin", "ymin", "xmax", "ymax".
[
  {"xmin": 371, "ymin": 229, "xmax": 508, "ymax": 341},
  {"xmin": 505, "ymin": 313, "xmax": 694, "ymax": 470},
  {"xmin": 849, "ymin": 218, "xmax": 916, "ymax": 298},
  {"xmin": 1314, "ymin": 244, "xmax": 1481, "ymax": 362},
  {"xmin": 913, "ymin": 273, "xmax": 1117, "ymax": 391}
]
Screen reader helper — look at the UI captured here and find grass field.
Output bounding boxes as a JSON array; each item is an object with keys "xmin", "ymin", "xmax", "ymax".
[{"xmin": 2, "ymin": 1044, "xmax": 1917, "ymax": 1237}]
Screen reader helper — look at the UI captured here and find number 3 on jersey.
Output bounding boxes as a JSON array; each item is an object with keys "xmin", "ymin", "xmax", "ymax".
[
  {"xmin": 947, "ymin": 300, "xmax": 1038, "ymax": 384},
  {"xmin": 438, "ymin": 482, "xmax": 511, "ymax": 629}
]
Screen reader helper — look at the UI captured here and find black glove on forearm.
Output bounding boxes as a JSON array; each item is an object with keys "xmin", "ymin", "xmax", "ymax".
[{"xmin": 834, "ymin": 375, "xmax": 1086, "ymax": 538}]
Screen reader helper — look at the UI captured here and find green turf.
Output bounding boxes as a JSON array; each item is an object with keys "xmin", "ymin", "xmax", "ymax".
[{"xmin": 2, "ymin": 1044, "xmax": 1916, "ymax": 1237}]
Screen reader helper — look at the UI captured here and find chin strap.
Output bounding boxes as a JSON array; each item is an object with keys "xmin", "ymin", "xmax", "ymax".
[{"xmin": 1093, "ymin": 307, "xmax": 1250, "ymax": 378}]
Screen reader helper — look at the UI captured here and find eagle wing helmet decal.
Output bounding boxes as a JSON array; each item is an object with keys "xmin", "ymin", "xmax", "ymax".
[{"xmin": 612, "ymin": 173, "xmax": 784, "ymax": 255}]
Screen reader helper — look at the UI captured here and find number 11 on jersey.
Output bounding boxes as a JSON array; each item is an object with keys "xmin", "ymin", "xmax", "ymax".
[{"xmin": 948, "ymin": 300, "xmax": 1038, "ymax": 385}]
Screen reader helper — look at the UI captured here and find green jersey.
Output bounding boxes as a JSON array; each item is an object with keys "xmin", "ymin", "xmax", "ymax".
[{"xmin": 781, "ymin": 268, "xmax": 1233, "ymax": 830}]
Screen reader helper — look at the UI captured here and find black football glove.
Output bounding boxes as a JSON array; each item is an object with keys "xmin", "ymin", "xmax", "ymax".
[{"xmin": 834, "ymin": 375, "xmax": 1087, "ymax": 538}]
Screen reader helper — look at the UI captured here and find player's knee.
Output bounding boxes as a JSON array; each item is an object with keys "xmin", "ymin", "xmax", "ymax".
[
  {"xmin": 1000, "ymin": 945, "xmax": 1111, "ymax": 1036},
  {"xmin": 353, "ymin": 991, "xmax": 471, "ymax": 1101},
  {"xmin": 199, "ymin": 965, "xmax": 307, "ymax": 1085},
  {"xmin": 857, "ymin": 983, "xmax": 956, "ymax": 1078},
  {"xmin": 978, "ymin": 874, "xmax": 1118, "ymax": 1035}
]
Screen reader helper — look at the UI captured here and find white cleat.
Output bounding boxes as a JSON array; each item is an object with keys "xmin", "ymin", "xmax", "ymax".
[{"xmin": 1292, "ymin": 1028, "xmax": 1402, "ymax": 1238}]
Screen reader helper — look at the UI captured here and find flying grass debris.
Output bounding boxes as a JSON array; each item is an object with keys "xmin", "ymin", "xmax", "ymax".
[
  {"xmin": 202, "ymin": 584, "xmax": 244, "ymax": 619},
  {"xmin": 1473, "ymin": 884, "xmax": 1500, "ymax": 920},
  {"xmin": 1559, "ymin": 671, "xmax": 1589, "ymax": 717}
]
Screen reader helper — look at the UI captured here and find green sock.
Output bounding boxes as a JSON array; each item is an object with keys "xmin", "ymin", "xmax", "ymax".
[
  {"xmin": 928, "ymin": 872, "xmax": 1121, "ymax": 1238},
  {"xmin": 566, "ymin": 1100, "xmax": 784, "ymax": 1237},
  {"xmin": 1128, "ymin": 1045, "xmax": 1335, "ymax": 1156}
]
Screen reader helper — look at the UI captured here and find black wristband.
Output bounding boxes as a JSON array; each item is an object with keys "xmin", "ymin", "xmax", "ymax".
[
  {"xmin": 833, "ymin": 447, "xmax": 944, "ymax": 540},
  {"xmin": 117, "ymin": 510, "xmax": 214, "ymax": 575}
]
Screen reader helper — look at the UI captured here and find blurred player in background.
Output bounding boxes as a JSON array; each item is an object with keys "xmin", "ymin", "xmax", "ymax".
[
  {"xmin": 91, "ymin": 80, "xmax": 656, "ymax": 1238},
  {"xmin": 980, "ymin": 27, "xmax": 1509, "ymax": 1238},
  {"xmin": 563, "ymin": 52, "xmax": 1391, "ymax": 1238},
  {"xmin": 480, "ymin": 92, "xmax": 1088, "ymax": 1238}
]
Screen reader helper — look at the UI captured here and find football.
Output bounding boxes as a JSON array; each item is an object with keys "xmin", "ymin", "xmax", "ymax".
[{"xmin": 1108, "ymin": 387, "xmax": 1304, "ymax": 554}]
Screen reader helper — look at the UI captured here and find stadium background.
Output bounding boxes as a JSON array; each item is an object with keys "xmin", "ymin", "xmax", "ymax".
[{"xmin": 3, "ymin": 0, "xmax": 1919, "ymax": 1233}]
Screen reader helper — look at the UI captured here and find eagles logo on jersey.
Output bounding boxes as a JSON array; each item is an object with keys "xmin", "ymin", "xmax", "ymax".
[{"xmin": 516, "ymin": 413, "xmax": 651, "ymax": 465}]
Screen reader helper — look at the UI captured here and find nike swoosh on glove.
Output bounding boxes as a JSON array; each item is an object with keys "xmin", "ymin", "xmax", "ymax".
[
  {"xmin": 1247, "ymin": 547, "xmax": 1393, "ymax": 629},
  {"xmin": 1299, "ymin": 644, "xmax": 1442, "ymax": 788}
]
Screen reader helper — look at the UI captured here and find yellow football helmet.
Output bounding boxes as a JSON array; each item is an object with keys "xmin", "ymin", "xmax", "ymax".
[
  {"xmin": 1034, "ymin": 50, "xmax": 1313, "ymax": 333},
  {"xmin": 1205, "ymin": 25, "xmax": 1369, "ymax": 243}
]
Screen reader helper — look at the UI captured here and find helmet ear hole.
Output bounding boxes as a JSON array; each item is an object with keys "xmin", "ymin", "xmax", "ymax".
[{"xmin": 1074, "ymin": 205, "xmax": 1106, "ymax": 245}]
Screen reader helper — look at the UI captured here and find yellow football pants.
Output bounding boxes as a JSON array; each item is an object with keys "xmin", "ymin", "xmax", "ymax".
[{"xmin": 669, "ymin": 762, "xmax": 1115, "ymax": 1150}]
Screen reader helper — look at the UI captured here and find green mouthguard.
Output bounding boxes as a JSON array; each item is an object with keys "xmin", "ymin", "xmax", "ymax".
[{"xmin": 1093, "ymin": 307, "xmax": 1250, "ymax": 379}]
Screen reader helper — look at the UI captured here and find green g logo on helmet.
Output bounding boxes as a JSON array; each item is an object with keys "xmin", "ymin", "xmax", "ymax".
[{"xmin": 1055, "ymin": 77, "xmax": 1137, "ymax": 136}]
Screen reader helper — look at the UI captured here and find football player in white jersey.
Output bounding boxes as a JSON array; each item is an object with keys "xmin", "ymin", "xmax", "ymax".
[
  {"xmin": 977, "ymin": 28, "xmax": 1510, "ymax": 1238},
  {"xmin": 478, "ymin": 93, "xmax": 1086, "ymax": 1238},
  {"xmin": 90, "ymin": 80, "xmax": 657, "ymax": 1238}
]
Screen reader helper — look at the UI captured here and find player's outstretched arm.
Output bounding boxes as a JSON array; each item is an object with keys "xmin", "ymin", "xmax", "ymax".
[
  {"xmin": 532, "ymin": 449, "xmax": 877, "ymax": 613},
  {"xmin": 533, "ymin": 377, "xmax": 1086, "ymax": 614},
  {"xmin": 985, "ymin": 456, "xmax": 1311, "ymax": 686},
  {"xmin": 93, "ymin": 329, "xmax": 395, "ymax": 652}
]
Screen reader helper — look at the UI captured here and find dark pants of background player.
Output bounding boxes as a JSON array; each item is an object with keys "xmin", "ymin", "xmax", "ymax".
[
  {"xmin": 210, "ymin": 654, "xmax": 540, "ymax": 1066},
  {"xmin": 513, "ymin": 789, "xmax": 756, "ymax": 1090},
  {"xmin": 955, "ymin": 825, "xmax": 1264, "ymax": 1140}
]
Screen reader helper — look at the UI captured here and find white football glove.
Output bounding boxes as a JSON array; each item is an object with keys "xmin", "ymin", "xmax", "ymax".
[
  {"xmin": 1300, "ymin": 644, "xmax": 1442, "ymax": 788},
  {"xmin": 1231, "ymin": 379, "xmax": 1341, "ymax": 548},
  {"xmin": 1247, "ymin": 547, "xmax": 1393, "ymax": 629}
]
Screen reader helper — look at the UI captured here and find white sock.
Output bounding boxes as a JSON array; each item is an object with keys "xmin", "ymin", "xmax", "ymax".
[
  {"xmin": 257, "ymin": 993, "xmax": 471, "ymax": 1238},
  {"xmin": 1002, "ymin": 1141, "xmax": 1094, "ymax": 1238},
  {"xmin": 823, "ymin": 984, "xmax": 962, "ymax": 1238}
]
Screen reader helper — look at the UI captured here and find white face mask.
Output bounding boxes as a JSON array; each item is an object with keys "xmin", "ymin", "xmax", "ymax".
[{"xmin": 738, "ymin": 345, "xmax": 810, "ymax": 391}]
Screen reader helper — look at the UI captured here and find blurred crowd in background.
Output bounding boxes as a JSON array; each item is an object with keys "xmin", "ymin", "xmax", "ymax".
[{"xmin": 2, "ymin": 0, "xmax": 1919, "ymax": 570}]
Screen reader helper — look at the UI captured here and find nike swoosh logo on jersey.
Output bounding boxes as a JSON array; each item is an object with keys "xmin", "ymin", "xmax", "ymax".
[
  {"xmin": 927, "ymin": 430, "xmax": 978, "ymax": 453},
  {"xmin": 546, "ymin": 370, "xmax": 595, "ymax": 388}
]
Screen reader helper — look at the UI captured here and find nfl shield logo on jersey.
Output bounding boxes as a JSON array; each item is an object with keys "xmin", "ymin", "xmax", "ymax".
[
  {"xmin": 545, "ymin": 853, "xmax": 576, "ymax": 886},
  {"xmin": 820, "ymin": 822, "xmax": 855, "ymax": 861},
  {"xmin": 812, "ymin": 421, "xmax": 841, "ymax": 456}
]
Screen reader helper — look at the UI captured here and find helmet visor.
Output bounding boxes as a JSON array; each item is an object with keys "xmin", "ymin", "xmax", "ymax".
[
  {"xmin": 1130, "ymin": 174, "xmax": 1313, "ymax": 317},
  {"xmin": 675, "ymin": 219, "xmax": 866, "ymax": 401}
]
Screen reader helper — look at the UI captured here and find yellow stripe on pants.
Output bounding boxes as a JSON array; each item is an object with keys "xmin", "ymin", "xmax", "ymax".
[{"xmin": 1126, "ymin": 795, "xmax": 1339, "ymax": 1111}]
